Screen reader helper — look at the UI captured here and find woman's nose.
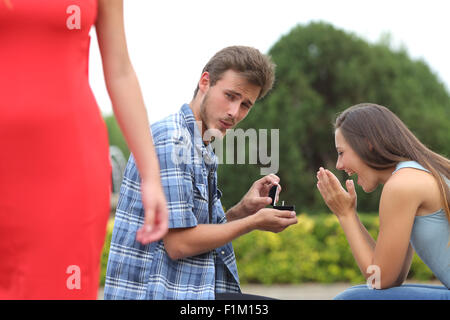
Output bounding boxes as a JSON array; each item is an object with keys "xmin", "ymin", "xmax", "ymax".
[{"xmin": 336, "ymin": 158, "xmax": 344, "ymax": 170}]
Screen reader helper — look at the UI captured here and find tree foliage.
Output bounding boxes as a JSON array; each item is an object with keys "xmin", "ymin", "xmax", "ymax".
[{"xmin": 218, "ymin": 22, "xmax": 450, "ymax": 213}]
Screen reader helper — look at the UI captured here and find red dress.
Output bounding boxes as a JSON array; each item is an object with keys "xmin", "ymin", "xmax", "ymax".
[{"xmin": 0, "ymin": 0, "xmax": 110, "ymax": 299}]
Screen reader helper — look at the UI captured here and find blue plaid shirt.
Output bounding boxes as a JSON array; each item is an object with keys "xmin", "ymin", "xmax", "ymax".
[{"xmin": 104, "ymin": 104, "xmax": 241, "ymax": 300}]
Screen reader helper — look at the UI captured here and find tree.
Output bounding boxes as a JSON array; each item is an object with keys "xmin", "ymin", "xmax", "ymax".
[{"xmin": 217, "ymin": 22, "xmax": 450, "ymax": 213}]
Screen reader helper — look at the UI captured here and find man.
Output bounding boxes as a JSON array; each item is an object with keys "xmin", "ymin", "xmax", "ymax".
[{"xmin": 104, "ymin": 46, "xmax": 298, "ymax": 300}]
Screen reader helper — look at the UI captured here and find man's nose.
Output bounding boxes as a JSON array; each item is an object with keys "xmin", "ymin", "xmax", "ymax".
[{"xmin": 227, "ymin": 101, "xmax": 240, "ymax": 118}]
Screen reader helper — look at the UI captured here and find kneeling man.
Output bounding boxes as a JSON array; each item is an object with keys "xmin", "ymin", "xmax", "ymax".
[{"xmin": 104, "ymin": 46, "xmax": 297, "ymax": 300}]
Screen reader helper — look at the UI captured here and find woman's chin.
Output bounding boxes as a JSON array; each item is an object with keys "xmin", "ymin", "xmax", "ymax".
[
  {"xmin": 357, "ymin": 178, "xmax": 376, "ymax": 193},
  {"xmin": 361, "ymin": 183, "xmax": 377, "ymax": 193}
]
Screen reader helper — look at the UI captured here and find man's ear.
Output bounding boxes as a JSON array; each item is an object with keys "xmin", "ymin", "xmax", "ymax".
[{"xmin": 197, "ymin": 72, "xmax": 210, "ymax": 94}]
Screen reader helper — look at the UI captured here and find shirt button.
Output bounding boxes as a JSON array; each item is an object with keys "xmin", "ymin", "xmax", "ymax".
[{"xmin": 221, "ymin": 251, "xmax": 225, "ymax": 255}]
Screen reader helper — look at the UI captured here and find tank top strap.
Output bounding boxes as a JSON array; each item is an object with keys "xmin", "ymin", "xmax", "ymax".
[{"xmin": 393, "ymin": 161, "xmax": 430, "ymax": 174}]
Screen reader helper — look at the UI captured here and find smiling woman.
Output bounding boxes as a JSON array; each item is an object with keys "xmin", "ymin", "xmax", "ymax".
[
  {"xmin": 316, "ymin": 103, "xmax": 450, "ymax": 300},
  {"xmin": 334, "ymin": 103, "xmax": 450, "ymax": 215}
]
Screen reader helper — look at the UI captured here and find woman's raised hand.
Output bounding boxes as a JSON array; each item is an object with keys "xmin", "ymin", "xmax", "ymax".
[{"xmin": 316, "ymin": 167, "xmax": 357, "ymax": 219}]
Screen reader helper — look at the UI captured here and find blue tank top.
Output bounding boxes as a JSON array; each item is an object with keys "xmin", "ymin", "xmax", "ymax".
[{"xmin": 393, "ymin": 161, "xmax": 450, "ymax": 289}]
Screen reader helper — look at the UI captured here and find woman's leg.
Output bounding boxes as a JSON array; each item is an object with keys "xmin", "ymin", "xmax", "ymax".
[{"xmin": 334, "ymin": 284, "xmax": 450, "ymax": 300}]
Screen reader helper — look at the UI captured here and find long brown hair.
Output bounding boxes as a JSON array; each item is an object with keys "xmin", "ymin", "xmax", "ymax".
[{"xmin": 335, "ymin": 103, "xmax": 450, "ymax": 224}]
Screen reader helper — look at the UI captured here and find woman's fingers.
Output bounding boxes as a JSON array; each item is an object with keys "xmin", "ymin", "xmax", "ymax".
[
  {"xmin": 325, "ymin": 169, "xmax": 344, "ymax": 190},
  {"xmin": 316, "ymin": 180, "xmax": 327, "ymax": 200},
  {"xmin": 316, "ymin": 171, "xmax": 333, "ymax": 203},
  {"xmin": 317, "ymin": 167, "xmax": 334, "ymax": 195},
  {"xmin": 316, "ymin": 167, "xmax": 357, "ymax": 217},
  {"xmin": 317, "ymin": 167, "xmax": 350, "ymax": 202},
  {"xmin": 346, "ymin": 179, "xmax": 357, "ymax": 200},
  {"xmin": 318, "ymin": 168, "xmax": 347, "ymax": 193}
]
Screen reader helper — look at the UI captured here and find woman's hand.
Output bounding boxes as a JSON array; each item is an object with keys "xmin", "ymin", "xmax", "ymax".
[
  {"xmin": 136, "ymin": 178, "xmax": 169, "ymax": 244},
  {"xmin": 316, "ymin": 167, "xmax": 357, "ymax": 219}
]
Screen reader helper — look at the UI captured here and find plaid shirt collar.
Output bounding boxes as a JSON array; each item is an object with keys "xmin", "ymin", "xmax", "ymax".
[{"xmin": 180, "ymin": 103, "xmax": 217, "ymax": 169}]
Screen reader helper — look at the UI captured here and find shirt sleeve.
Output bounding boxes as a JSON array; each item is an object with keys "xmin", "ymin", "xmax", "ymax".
[
  {"xmin": 115, "ymin": 131, "xmax": 197, "ymax": 231},
  {"xmin": 154, "ymin": 129, "xmax": 197, "ymax": 229}
]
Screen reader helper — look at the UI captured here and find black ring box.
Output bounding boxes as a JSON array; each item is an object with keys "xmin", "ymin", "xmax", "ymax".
[{"xmin": 268, "ymin": 185, "xmax": 295, "ymax": 211}]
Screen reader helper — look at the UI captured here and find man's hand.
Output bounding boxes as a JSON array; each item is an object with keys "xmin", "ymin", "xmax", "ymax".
[
  {"xmin": 251, "ymin": 208, "xmax": 298, "ymax": 233},
  {"xmin": 227, "ymin": 174, "xmax": 281, "ymax": 221}
]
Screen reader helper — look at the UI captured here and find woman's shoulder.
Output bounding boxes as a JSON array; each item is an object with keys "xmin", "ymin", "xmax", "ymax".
[
  {"xmin": 384, "ymin": 166, "xmax": 441, "ymax": 214},
  {"xmin": 387, "ymin": 166, "xmax": 436, "ymax": 193}
]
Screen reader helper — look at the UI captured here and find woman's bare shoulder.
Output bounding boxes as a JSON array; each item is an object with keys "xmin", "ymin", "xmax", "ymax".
[{"xmin": 384, "ymin": 168, "xmax": 441, "ymax": 215}]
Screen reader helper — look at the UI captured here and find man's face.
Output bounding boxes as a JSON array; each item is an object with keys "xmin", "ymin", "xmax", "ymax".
[{"xmin": 199, "ymin": 69, "xmax": 261, "ymax": 137}]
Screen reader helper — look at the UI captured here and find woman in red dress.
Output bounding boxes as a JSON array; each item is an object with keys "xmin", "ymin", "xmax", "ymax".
[{"xmin": 0, "ymin": 0, "xmax": 168, "ymax": 299}]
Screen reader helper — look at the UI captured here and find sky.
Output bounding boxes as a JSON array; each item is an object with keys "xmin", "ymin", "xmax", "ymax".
[{"xmin": 88, "ymin": 0, "xmax": 450, "ymax": 123}]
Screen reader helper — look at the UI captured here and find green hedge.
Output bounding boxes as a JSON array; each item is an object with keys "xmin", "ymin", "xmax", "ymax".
[
  {"xmin": 234, "ymin": 213, "xmax": 434, "ymax": 284},
  {"xmin": 99, "ymin": 213, "xmax": 435, "ymax": 286},
  {"xmin": 100, "ymin": 219, "xmax": 115, "ymax": 287}
]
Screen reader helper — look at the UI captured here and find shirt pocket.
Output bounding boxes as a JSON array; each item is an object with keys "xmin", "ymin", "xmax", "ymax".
[
  {"xmin": 193, "ymin": 183, "xmax": 208, "ymax": 201},
  {"xmin": 192, "ymin": 183, "xmax": 209, "ymax": 224}
]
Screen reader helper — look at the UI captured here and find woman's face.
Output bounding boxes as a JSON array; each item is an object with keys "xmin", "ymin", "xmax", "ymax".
[{"xmin": 334, "ymin": 128, "xmax": 379, "ymax": 193}]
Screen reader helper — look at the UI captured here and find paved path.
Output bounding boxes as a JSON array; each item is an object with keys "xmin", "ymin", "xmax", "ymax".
[{"xmin": 239, "ymin": 283, "xmax": 350, "ymax": 300}]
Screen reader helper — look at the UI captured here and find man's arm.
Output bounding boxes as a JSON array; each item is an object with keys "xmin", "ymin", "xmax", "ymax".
[
  {"xmin": 164, "ymin": 208, "xmax": 297, "ymax": 260},
  {"xmin": 163, "ymin": 173, "xmax": 296, "ymax": 260}
]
